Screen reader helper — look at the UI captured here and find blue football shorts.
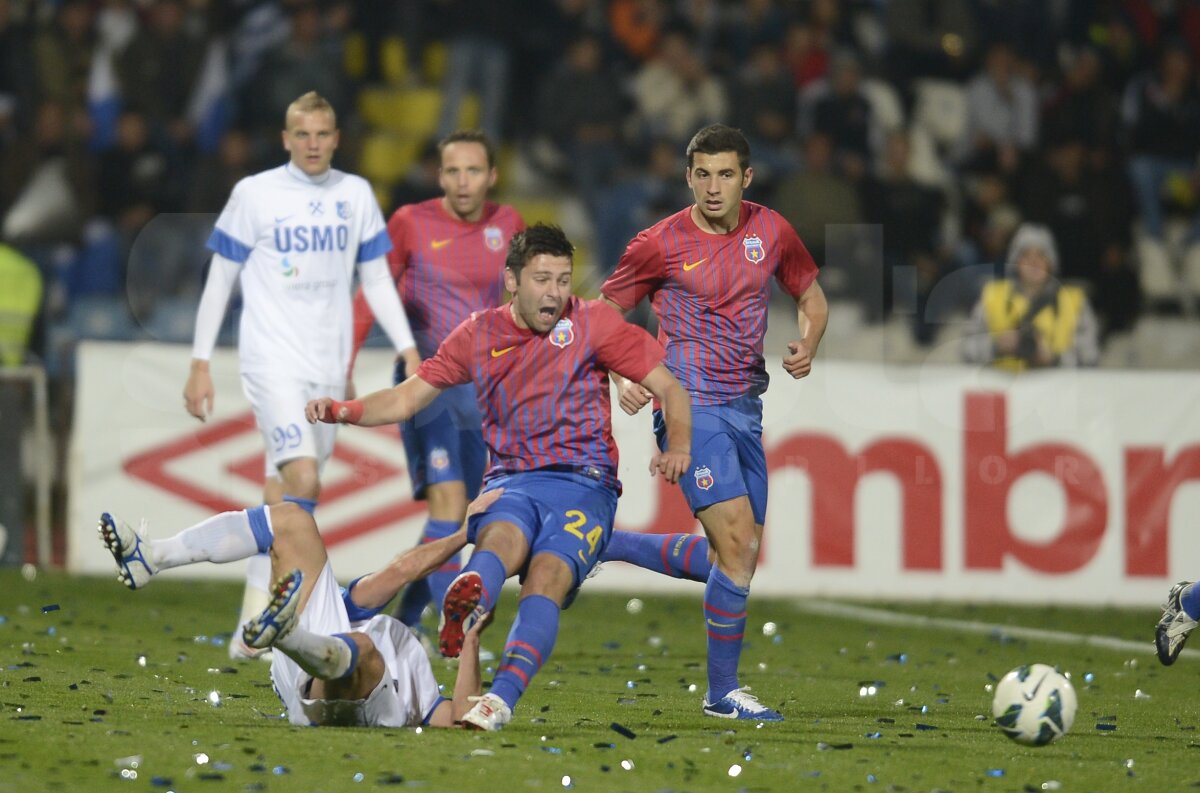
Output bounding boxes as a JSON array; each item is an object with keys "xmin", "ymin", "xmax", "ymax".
[
  {"xmin": 653, "ymin": 394, "xmax": 768, "ymax": 525},
  {"xmin": 395, "ymin": 358, "xmax": 486, "ymax": 500},
  {"xmin": 467, "ymin": 470, "xmax": 618, "ymax": 588}
]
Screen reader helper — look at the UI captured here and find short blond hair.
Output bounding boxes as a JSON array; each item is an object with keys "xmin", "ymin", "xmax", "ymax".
[{"xmin": 285, "ymin": 92, "xmax": 337, "ymax": 128}]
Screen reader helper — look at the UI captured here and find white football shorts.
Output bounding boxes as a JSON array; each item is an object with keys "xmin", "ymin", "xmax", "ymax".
[{"xmin": 241, "ymin": 373, "xmax": 344, "ymax": 478}]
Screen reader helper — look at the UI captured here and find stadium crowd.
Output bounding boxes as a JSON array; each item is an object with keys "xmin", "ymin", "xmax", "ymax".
[{"xmin": 1, "ymin": 0, "xmax": 1199, "ymax": 383}]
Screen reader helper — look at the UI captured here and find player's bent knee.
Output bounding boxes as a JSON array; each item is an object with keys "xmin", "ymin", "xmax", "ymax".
[
  {"xmin": 268, "ymin": 502, "xmax": 320, "ymax": 547},
  {"xmin": 279, "ymin": 458, "xmax": 321, "ymax": 500},
  {"xmin": 521, "ymin": 554, "xmax": 575, "ymax": 604}
]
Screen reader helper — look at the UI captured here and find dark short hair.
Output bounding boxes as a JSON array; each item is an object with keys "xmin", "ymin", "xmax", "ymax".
[
  {"xmin": 685, "ymin": 123, "xmax": 751, "ymax": 171},
  {"xmin": 506, "ymin": 223, "xmax": 574, "ymax": 281},
  {"xmin": 438, "ymin": 129, "xmax": 495, "ymax": 168}
]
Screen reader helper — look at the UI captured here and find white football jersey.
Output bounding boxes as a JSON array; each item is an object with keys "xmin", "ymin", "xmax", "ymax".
[{"xmin": 207, "ymin": 163, "xmax": 391, "ymax": 384}]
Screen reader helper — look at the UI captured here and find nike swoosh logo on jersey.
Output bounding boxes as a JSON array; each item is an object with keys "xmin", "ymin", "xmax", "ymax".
[
  {"xmin": 490, "ymin": 345, "xmax": 517, "ymax": 358},
  {"xmin": 431, "ymin": 238, "xmax": 453, "ymax": 250},
  {"xmin": 274, "ymin": 215, "xmax": 293, "ymax": 223},
  {"xmin": 683, "ymin": 258, "xmax": 706, "ymax": 271}
]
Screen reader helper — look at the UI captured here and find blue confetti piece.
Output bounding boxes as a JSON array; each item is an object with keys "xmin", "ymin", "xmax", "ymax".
[
  {"xmin": 914, "ymin": 724, "xmax": 938, "ymax": 731},
  {"xmin": 150, "ymin": 777, "xmax": 173, "ymax": 787},
  {"xmin": 867, "ymin": 774, "xmax": 877, "ymax": 783},
  {"xmin": 41, "ymin": 604, "xmax": 60, "ymax": 614},
  {"xmin": 542, "ymin": 746, "xmax": 562, "ymax": 754},
  {"xmin": 0, "ymin": 616, "xmax": 8, "ymax": 624},
  {"xmin": 985, "ymin": 768, "xmax": 1005, "ymax": 777},
  {"xmin": 1096, "ymin": 724, "xmax": 1117, "ymax": 731},
  {"xmin": 864, "ymin": 732, "xmax": 882, "ymax": 739},
  {"xmin": 272, "ymin": 766, "xmax": 289, "ymax": 775},
  {"xmin": 656, "ymin": 735, "xmax": 677, "ymax": 744},
  {"xmin": 353, "ymin": 772, "xmax": 364, "ymax": 782},
  {"xmin": 1084, "ymin": 673, "xmax": 1095, "ymax": 683},
  {"xmin": 610, "ymin": 722, "xmax": 637, "ymax": 739},
  {"xmin": 772, "ymin": 635, "xmax": 783, "ymax": 644}
]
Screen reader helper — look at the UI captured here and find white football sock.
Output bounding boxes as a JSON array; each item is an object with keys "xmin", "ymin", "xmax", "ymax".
[
  {"xmin": 149, "ymin": 511, "xmax": 264, "ymax": 569},
  {"xmin": 276, "ymin": 629, "xmax": 355, "ymax": 680}
]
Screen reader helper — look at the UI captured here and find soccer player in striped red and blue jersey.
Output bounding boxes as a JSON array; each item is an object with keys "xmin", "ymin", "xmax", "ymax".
[
  {"xmin": 307, "ymin": 224, "xmax": 693, "ymax": 730},
  {"xmin": 600, "ymin": 124, "xmax": 829, "ymax": 722},
  {"xmin": 350, "ymin": 131, "xmax": 524, "ymax": 629}
]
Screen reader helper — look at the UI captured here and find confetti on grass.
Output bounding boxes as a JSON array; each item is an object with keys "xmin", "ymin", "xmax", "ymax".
[{"xmin": 610, "ymin": 722, "xmax": 637, "ymax": 739}]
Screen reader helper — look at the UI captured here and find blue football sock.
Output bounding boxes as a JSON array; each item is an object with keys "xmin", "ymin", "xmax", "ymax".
[
  {"xmin": 282, "ymin": 495, "xmax": 317, "ymax": 514},
  {"xmin": 704, "ymin": 566, "xmax": 748, "ymax": 702},
  {"xmin": 603, "ymin": 531, "xmax": 712, "ymax": 582},
  {"xmin": 463, "ymin": 549, "xmax": 507, "ymax": 614},
  {"xmin": 490, "ymin": 594, "xmax": 559, "ymax": 709},
  {"xmin": 396, "ymin": 519, "xmax": 463, "ymax": 626},
  {"xmin": 1182, "ymin": 582, "xmax": 1200, "ymax": 619}
]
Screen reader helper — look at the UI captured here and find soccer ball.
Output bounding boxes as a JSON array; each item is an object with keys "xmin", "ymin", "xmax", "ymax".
[{"xmin": 991, "ymin": 663, "xmax": 1077, "ymax": 746}]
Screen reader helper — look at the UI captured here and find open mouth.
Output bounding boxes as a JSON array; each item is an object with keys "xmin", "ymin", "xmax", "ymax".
[{"xmin": 538, "ymin": 306, "xmax": 558, "ymax": 319}]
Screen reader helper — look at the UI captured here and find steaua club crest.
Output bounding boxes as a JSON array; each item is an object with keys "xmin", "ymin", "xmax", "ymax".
[
  {"xmin": 430, "ymin": 447, "xmax": 450, "ymax": 471},
  {"xmin": 742, "ymin": 234, "xmax": 765, "ymax": 263},
  {"xmin": 549, "ymin": 317, "xmax": 575, "ymax": 348},
  {"xmin": 694, "ymin": 465, "xmax": 714, "ymax": 491},
  {"xmin": 336, "ymin": 201, "xmax": 352, "ymax": 220},
  {"xmin": 484, "ymin": 225, "xmax": 504, "ymax": 251}
]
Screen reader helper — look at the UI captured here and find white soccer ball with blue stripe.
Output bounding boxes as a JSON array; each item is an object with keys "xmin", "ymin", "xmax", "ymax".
[{"xmin": 991, "ymin": 663, "xmax": 1077, "ymax": 746}]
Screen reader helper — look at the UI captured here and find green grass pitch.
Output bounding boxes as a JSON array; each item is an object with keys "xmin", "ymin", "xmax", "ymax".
[{"xmin": 2, "ymin": 567, "xmax": 1199, "ymax": 792}]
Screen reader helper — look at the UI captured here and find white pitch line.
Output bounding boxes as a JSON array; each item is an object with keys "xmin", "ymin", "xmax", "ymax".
[{"xmin": 794, "ymin": 599, "xmax": 1200, "ymax": 659}]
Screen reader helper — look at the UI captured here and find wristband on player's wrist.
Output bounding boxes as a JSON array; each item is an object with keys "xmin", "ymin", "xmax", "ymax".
[{"xmin": 331, "ymin": 399, "xmax": 364, "ymax": 424}]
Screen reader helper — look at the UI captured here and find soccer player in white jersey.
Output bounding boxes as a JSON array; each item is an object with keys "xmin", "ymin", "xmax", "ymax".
[
  {"xmin": 97, "ymin": 490, "xmax": 503, "ymax": 728},
  {"xmin": 183, "ymin": 92, "xmax": 420, "ymax": 660}
]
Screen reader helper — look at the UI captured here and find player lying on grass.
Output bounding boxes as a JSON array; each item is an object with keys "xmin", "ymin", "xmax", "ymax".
[{"xmin": 98, "ymin": 488, "xmax": 502, "ymax": 728}]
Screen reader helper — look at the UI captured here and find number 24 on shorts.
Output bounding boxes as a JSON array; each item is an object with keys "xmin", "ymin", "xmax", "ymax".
[{"xmin": 563, "ymin": 509, "xmax": 603, "ymax": 564}]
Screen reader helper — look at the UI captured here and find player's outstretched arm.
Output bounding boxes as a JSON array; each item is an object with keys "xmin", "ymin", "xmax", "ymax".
[
  {"xmin": 305, "ymin": 375, "xmax": 442, "ymax": 427},
  {"xmin": 444, "ymin": 610, "xmax": 494, "ymax": 725},
  {"xmin": 340, "ymin": 488, "xmax": 503, "ymax": 612},
  {"xmin": 784, "ymin": 280, "xmax": 828, "ymax": 380},
  {"xmin": 639, "ymin": 364, "xmax": 691, "ymax": 483}
]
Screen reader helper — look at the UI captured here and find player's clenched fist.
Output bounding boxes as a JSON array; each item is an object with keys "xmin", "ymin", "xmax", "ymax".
[
  {"xmin": 649, "ymin": 449, "xmax": 690, "ymax": 484},
  {"xmin": 782, "ymin": 340, "xmax": 814, "ymax": 379},
  {"xmin": 306, "ymin": 398, "xmax": 364, "ymax": 424},
  {"xmin": 618, "ymin": 377, "xmax": 653, "ymax": 416}
]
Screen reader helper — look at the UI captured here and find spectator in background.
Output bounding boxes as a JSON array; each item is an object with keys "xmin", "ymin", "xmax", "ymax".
[
  {"xmin": 782, "ymin": 19, "xmax": 829, "ymax": 90},
  {"xmin": 806, "ymin": 49, "xmax": 875, "ymax": 182},
  {"xmin": 0, "ymin": 0, "xmax": 36, "ymax": 148},
  {"xmin": 885, "ymin": 0, "xmax": 978, "ymax": 107},
  {"xmin": 251, "ymin": 1, "xmax": 348, "ymax": 138},
  {"xmin": 33, "ymin": 0, "xmax": 95, "ymax": 109},
  {"xmin": 962, "ymin": 223, "xmax": 1099, "ymax": 370},
  {"xmin": 116, "ymin": 0, "xmax": 208, "ymax": 154},
  {"xmin": 609, "ymin": 0, "xmax": 668, "ymax": 66},
  {"xmin": 631, "ymin": 26, "xmax": 728, "ymax": 145},
  {"xmin": 1040, "ymin": 45, "xmax": 1120, "ymax": 163},
  {"xmin": 957, "ymin": 41, "xmax": 1039, "ymax": 177},
  {"xmin": 1122, "ymin": 40, "xmax": 1200, "ymax": 310},
  {"xmin": 1017, "ymin": 133, "xmax": 1139, "ymax": 339},
  {"xmin": 0, "ymin": 242, "xmax": 42, "ymax": 367},
  {"xmin": 0, "ymin": 101, "xmax": 94, "ymax": 248},
  {"xmin": 774, "ymin": 132, "xmax": 864, "ymax": 314},
  {"xmin": 189, "ymin": 129, "xmax": 256, "ymax": 214},
  {"xmin": 537, "ymin": 32, "xmax": 627, "ymax": 212},
  {"xmin": 434, "ymin": 0, "xmax": 513, "ymax": 143},
  {"xmin": 729, "ymin": 39, "xmax": 798, "ymax": 187},
  {"xmin": 861, "ymin": 130, "xmax": 946, "ymax": 343},
  {"xmin": 97, "ymin": 110, "xmax": 173, "ymax": 234}
]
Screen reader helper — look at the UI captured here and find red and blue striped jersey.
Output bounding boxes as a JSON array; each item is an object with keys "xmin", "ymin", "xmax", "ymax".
[
  {"xmin": 601, "ymin": 201, "xmax": 818, "ymax": 405},
  {"xmin": 352, "ymin": 199, "xmax": 524, "ymax": 360},
  {"xmin": 416, "ymin": 297, "xmax": 665, "ymax": 482}
]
